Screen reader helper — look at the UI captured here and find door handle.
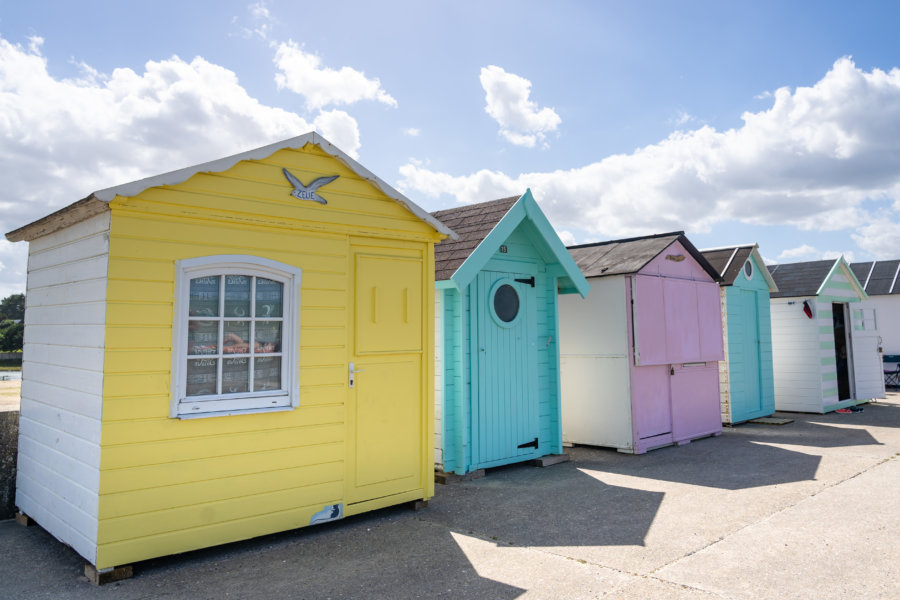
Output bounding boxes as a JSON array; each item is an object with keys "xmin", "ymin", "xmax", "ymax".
[{"xmin": 349, "ymin": 362, "xmax": 365, "ymax": 388}]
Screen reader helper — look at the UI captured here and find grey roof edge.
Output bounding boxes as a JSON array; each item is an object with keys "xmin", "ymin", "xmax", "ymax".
[
  {"xmin": 699, "ymin": 243, "xmax": 778, "ymax": 291},
  {"xmin": 571, "ymin": 231, "xmax": 723, "ymax": 282},
  {"xmin": 8, "ymin": 132, "xmax": 457, "ymax": 242}
]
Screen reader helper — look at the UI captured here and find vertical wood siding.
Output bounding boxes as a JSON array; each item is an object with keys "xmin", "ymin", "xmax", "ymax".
[
  {"xmin": 95, "ymin": 145, "xmax": 439, "ymax": 568},
  {"xmin": 17, "ymin": 211, "xmax": 110, "ymax": 564},
  {"xmin": 434, "ymin": 291, "xmax": 443, "ymax": 469},
  {"xmin": 770, "ymin": 298, "xmax": 823, "ymax": 412},
  {"xmin": 559, "ymin": 276, "xmax": 632, "ymax": 448}
]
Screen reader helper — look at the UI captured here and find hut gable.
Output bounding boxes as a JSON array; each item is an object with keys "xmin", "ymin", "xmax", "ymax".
[
  {"xmin": 568, "ymin": 232, "xmax": 721, "ymax": 282},
  {"xmin": 701, "ymin": 244, "xmax": 778, "ymax": 291},
  {"xmin": 768, "ymin": 257, "xmax": 866, "ymax": 301},
  {"xmin": 431, "ymin": 191, "xmax": 588, "ymax": 296}
]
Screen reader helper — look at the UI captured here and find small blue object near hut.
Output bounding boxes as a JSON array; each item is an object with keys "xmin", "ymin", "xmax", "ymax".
[
  {"xmin": 768, "ymin": 257, "xmax": 886, "ymax": 413},
  {"xmin": 430, "ymin": 191, "xmax": 589, "ymax": 475},
  {"xmin": 701, "ymin": 244, "xmax": 779, "ymax": 424}
]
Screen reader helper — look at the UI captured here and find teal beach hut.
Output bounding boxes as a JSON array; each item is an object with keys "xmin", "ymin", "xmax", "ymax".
[
  {"xmin": 431, "ymin": 192, "xmax": 589, "ymax": 475},
  {"xmin": 700, "ymin": 245, "xmax": 778, "ymax": 424}
]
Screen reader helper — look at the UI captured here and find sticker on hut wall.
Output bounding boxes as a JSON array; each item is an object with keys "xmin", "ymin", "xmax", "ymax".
[
  {"xmin": 282, "ymin": 168, "xmax": 339, "ymax": 205},
  {"xmin": 665, "ymin": 254, "xmax": 686, "ymax": 262},
  {"xmin": 310, "ymin": 503, "xmax": 344, "ymax": 525}
]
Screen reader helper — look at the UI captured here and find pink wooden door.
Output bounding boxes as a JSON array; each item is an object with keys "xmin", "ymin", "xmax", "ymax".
[
  {"xmin": 633, "ymin": 275, "xmax": 668, "ymax": 365},
  {"xmin": 632, "ymin": 364, "xmax": 672, "ymax": 440},
  {"xmin": 670, "ymin": 363, "xmax": 722, "ymax": 441}
]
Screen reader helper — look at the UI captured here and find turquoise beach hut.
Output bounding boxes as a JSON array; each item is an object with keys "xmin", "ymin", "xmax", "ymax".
[
  {"xmin": 431, "ymin": 192, "xmax": 589, "ymax": 476},
  {"xmin": 700, "ymin": 244, "xmax": 778, "ymax": 424}
]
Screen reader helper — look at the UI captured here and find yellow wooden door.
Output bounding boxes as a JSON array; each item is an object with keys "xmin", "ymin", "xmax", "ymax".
[{"xmin": 347, "ymin": 246, "xmax": 424, "ymax": 504}]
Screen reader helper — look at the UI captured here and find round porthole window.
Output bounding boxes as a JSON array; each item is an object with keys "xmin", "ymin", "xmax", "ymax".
[
  {"xmin": 743, "ymin": 259, "xmax": 754, "ymax": 280},
  {"xmin": 493, "ymin": 284, "xmax": 520, "ymax": 323}
]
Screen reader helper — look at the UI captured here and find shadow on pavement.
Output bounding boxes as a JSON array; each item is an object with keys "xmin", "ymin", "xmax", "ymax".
[{"xmin": 424, "ymin": 463, "xmax": 664, "ymax": 548}]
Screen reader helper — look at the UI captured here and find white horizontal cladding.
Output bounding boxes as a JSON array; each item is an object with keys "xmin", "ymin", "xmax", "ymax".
[
  {"xmin": 27, "ymin": 233, "xmax": 109, "ymax": 272},
  {"xmin": 22, "ymin": 323, "xmax": 106, "ymax": 348},
  {"xmin": 770, "ymin": 298, "xmax": 822, "ymax": 411},
  {"xmin": 22, "ymin": 343, "xmax": 105, "ymax": 372},
  {"xmin": 16, "ymin": 209, "xmax": 108, "ymax": 562},
  {"xmin": 26, "ymin": 254, "xmax": 109, "ymax": 290},
  {"xmin": 21, "ymin": 379, "xmax": 104, "ymax": 420},
  {"xmin": 26, "ymin": 212, "xmax": 110, "ymax": 253},
  {"xmin": 26, "ymin": 279, "xmax": 108, "ymax": 307},
  {"xmin": 24, "ymin": 302, "xmax": 106, "ymax": 326}
]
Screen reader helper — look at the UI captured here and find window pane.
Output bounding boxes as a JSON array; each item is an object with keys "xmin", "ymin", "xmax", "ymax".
[
  {"xmin": 256, "ymin": 278, "xmax": 284, "ymax": 317},
  {"xmin": 188, "ymin": 321, "xmax": 219, "ymax": 355},
  {"xmin": 189, "ymin": 276, "xmax": 220, "ymax": 316},
  {"xmin": 222, "ymin": 356, "xmax": 250, "ymax": 394},
  {"xmin": 254, "ymin": 356, "xmax": 281, "ymax": 391},
  {"xmin": 493, "ymin": 284, "xmax": 520, "ymax": 323},
  {"xmin": 186, "ymin": 358, "xmax": 218, "ymax": 396},
  {"xmin": 255, "ymin": 321, "xmax": 282, "ymax": 353},
  {"xmin": 223, "ymin": 321, "xmax": 251, "ymax": 354},
  {"xmin": 224, "ymin": 275, "xmax": 252, "ymax": 318}
]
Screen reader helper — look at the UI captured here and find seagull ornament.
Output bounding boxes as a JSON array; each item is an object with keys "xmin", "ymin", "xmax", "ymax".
[{"xmin": 282, "ymin": 168, "xmax": 339, "ymax": 205}]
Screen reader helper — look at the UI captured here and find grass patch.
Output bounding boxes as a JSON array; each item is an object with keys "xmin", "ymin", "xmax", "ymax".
[{"xmin": 0, "ymin": 366, "xmax": 20, "ymax": 372}]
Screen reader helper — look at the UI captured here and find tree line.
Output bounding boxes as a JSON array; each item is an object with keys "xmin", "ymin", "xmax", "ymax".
[{"xmin": 0, "ymin": 293, "xmax": 24, "ymax": 352}]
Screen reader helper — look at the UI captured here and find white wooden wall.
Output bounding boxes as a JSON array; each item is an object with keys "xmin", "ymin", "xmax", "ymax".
[
  {"xmin": 717, "ymin": 289, "xmax": 732, "ymax": 422},
  {"xmin": 16, "ymin": 212, "xmax": 109, "ymax": 564},
  {"xmin": 770, "ymin": 298, "xmax": 823, "ymax": 412},
  {"xmin": 559, "ymin": 276, "xmax": 633, "ymax": 449},
  {"xmin": 864, "ymin": 296, "xmax": 900, "ymax": 355},
  {"xmin": 433, "ymin": 292, "xmax": 443, "ymax": 470}
]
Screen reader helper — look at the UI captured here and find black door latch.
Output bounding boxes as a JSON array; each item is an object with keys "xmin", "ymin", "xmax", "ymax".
[
  {"xmin": 518, "ymin": 437, "xmax": 539, "ymax": 449},
  {"xmin": 514, "ymin": 276, "xmax": 535, "ymax": 287}
]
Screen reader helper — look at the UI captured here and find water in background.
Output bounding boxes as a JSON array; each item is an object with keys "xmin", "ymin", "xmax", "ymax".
[{"xmin": 0, "ymin": 370, "xmax": 21, "ymax": 381}]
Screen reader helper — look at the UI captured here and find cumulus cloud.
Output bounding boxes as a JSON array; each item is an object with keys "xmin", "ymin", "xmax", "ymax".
[
  {"xmin": 852, "ymin": 221, "xmax": 900, "ymax": 259},
  {"xmin": 778, "ymin": 245, "xmax": 818, "ymax": 261},
  {"xmin": 403, "ymin": 127, "xmax": 421, "ymax": 137},
  {"xmin": 403, "ymin": 58, "xmax": 900, "ymax": 244},
  {"xmin": 480, "ymin": 65, "xmax": 561, "ymax": 148},
  {"xmin": 0, "ymin": 35, "xmax": 362, "ymax": 295},
  {"xmin": 274, "ymin": 41, "xmax": 397, "ymax": 111}
]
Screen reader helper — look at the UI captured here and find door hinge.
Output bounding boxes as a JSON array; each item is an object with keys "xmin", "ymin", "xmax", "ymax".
[
  {"xmin": 514, "ymin": 276, "xmax": 535, "ymax": 287},
  {"xmin": 518, "ymin": 437, "xmax": 539, "ymax": 449}
]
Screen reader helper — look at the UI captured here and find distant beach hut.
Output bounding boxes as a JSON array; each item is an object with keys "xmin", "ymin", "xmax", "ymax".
[
  {"xmin": 559, "ymin": 232, "xmax": 725, "ymax": 454},
  {"xmin": 431, "ymin": 191, "xmax": 589, "ymax": 475},
  {"xmin": 700, "ymin": 244, "xmax": 778, "ymax": 424},
  {"xmin": 768, "ymin": 257, "xmax": 885, "ymax": 412}
]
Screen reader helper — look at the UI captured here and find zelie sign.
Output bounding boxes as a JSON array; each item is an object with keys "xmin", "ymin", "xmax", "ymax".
[{"xmin": 282, "ymin": 168, "xmax": 339, "ymax": 205}]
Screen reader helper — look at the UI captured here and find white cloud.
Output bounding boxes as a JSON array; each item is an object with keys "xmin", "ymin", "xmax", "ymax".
[
  {"xmin": 274, "ymin": 41, "xmax": 397, "ymax": 111},
  {"xmin": 778, "ymin": 244, "xmax": 818, "ymax": 261},
  {"xmin": 0, "ymin": 35, "xmax": 363, "ymax": 295},
  {"xmin": 402, "ymin": 58, "xmax": 900, "ymax": 244},
  {"xmin": 852, "ymin": 220, "xmax": 900, "ymax": 259},
  {"xmin": 233, "ymin": 1, "xmax": 273, "ymax": 40},
  {"xmin": 556, "ymin": 229, "xmax": 576, "ymax": 246},
  {"xmin": 822, "ymin": 250, "xmax": 855, "ymax": 262},
  {"xmin": 479, "ymin": 65, "xmax": 561, "ymax": 148},
  {"xmin": 403, "ymin": 127, "xmax": 421, "ymax": 137}
]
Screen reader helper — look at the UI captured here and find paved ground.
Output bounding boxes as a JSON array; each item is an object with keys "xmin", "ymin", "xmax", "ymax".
[{"xmin": 2, "ymin": 392, "xmax": 899, "ymax": 599}]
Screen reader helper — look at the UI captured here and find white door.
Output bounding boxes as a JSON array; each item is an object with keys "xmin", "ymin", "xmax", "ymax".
[{"xmin": 850, "ymin": 305, "xmax": 886, "ymax": 400}]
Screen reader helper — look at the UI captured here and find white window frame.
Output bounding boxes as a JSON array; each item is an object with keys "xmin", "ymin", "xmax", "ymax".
[{"xmin": 171, "ymin": 255, "xmax": 301, "ymax": 419}]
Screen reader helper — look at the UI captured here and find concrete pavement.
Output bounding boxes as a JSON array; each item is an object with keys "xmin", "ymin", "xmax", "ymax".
[{"xmin": 2, "ymin": 392, "xmax": 899, "ymax": 599}]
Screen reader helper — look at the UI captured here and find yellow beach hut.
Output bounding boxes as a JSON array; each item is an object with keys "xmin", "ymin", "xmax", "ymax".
[{"xmin": 6, "ymin": 132, "xmax": 455, "ymax": 579}]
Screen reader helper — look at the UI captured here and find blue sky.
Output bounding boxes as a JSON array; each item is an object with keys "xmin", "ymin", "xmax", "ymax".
[{"xmin": 2, "ymin": 1, "xmax": 900, "ymax": 295}]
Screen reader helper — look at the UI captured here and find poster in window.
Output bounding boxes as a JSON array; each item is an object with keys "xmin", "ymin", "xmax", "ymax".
[
  {"xmin": 189, "ymin": 276, "xmax": 220, "ymax": 316},
  {"xmin": 225, "ymin": 275, "xmax": 252, "ymax": 317},
  {"xmin": 255, "ymin": 321, "xmax": 282, "ymax": 353},
  {"xmin": 222, "ymin": 356, "xmax": 250, "ymax": 393},
  {"xmin": 186, "ymin": 358, "xmax": 218, "ymax": 396},
  {"xmin": 256, "ymin": 278, "xmax": 284, "ymax": 317},
  {"xmin": 188, "ymin": 321, "xmax": 219, "ymax": 355},
  {"xmin": 254, "ymin": 356, "xmax": 281, "ymax": 391},
  {"xmin": 223, "ymin": 321, "xmax": 250, "ymax": 354}
]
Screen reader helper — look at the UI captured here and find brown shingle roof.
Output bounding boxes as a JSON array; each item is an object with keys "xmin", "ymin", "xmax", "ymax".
[
  {"xmin": 431, "ymin": 196, "xmax": 519, "ymax": 281},
  {"xmin": 700, "ymin": 246, "xmax": 754, "ymax": 285}
]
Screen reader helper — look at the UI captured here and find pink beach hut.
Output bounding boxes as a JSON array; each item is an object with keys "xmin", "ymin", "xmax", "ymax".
[{"xmin": 559, "ymin": 232, "xmax": 725, "ymax": 453}]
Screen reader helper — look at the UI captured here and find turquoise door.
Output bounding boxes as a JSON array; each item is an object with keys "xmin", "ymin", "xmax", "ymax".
[
  {"xmin": 732, "ymin": 289, "xmax": 762, "ymax": 420},
  {"xmin": 473, "ymin": 270, "xmax": 539, "ymax": 468}
]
